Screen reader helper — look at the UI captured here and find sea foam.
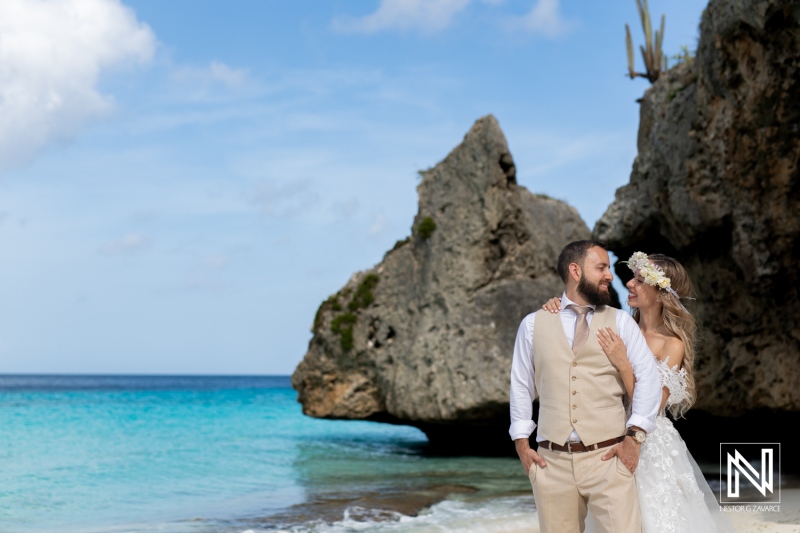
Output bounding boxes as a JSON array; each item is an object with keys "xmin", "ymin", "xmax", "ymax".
[{"xmin": 264, "ymin": 495, "xmax": 538, "ymax": 533}]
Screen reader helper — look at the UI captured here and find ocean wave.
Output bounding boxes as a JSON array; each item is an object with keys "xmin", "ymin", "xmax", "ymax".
[{"xmin": 254, "ymin": 495, "xmax": 538, "ymax": 533}]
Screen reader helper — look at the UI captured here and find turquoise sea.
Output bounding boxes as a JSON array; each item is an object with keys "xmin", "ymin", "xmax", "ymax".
[{"xmin": 0, "ymin": 375, "xmax": 536, "ymax": 533}]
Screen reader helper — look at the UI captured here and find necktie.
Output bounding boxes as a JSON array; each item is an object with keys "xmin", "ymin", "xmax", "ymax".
[{"xmin": 568, "ymin": 305, "xmax": 592, "ymax": 354}]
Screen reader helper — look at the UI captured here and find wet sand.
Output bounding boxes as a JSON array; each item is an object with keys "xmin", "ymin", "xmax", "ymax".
[{"xmin": 257, "ymin": 483, "xmax": 480, "ymax": 529}]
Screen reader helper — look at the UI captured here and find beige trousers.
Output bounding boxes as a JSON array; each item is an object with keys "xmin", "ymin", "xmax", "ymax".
[{"xmin": 528, "ymin": 447, "xmax": 642, "ymax": 533}]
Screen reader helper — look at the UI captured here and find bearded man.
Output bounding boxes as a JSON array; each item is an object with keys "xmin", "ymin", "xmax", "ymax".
[{"xmin": 509, "ymin": 240, "xmax": 661, "ymax": 533}]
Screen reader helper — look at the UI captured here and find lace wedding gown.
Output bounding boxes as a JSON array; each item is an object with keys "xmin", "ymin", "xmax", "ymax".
[
  {"xmin": 633, "ymin": 359, "xmax": 736, "ymax": 533},
  {"xmin": 585, "ymin": 360, "xmax": 736, "ymax": 533}
]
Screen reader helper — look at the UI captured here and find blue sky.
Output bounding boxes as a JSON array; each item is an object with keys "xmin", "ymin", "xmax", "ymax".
[{"xmin": 0, "ymin": 0, "xmax": 705, "ymax": 375}]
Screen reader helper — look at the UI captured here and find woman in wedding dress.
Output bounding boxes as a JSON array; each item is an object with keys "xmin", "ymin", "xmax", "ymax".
[{"xmin": 543, "ymin": 252, "xmax": 736, "ymax": 533}]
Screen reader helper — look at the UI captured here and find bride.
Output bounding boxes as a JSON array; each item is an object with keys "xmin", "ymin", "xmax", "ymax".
[{"xmin": 542, "ymin": 252, "xmax": 736, "ymax": 533}]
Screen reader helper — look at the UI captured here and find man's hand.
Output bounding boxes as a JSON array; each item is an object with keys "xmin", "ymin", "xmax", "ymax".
[
  {"xmin": 601, "ymin": 435, "xmax": 641, "ymax": 473},
  {"xmin": 515, "ymin": 438, "xmax": 547, "ymax": 474}
]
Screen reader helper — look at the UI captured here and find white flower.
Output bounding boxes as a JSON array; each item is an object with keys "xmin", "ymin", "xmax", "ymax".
[{"xmin": 624, "ymin": 251, "xmax": 672, "ymax": 292}]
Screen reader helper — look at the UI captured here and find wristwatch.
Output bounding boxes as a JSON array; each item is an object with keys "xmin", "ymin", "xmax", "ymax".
[{"xmin": 626, "ymin": 429, "xmax": 646, "ymax": 444}]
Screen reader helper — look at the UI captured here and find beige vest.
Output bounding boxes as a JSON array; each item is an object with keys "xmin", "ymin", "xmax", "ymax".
[{"xmin": 533, "ymin": 306, "xmax": 626, "ymax": 446}]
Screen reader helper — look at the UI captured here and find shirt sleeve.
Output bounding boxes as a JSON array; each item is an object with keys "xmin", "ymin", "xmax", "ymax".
[
  {"xmin": 615, "ymin": 310, "xmax": 660, "ymax": 434},
  {"xmin": 509, "ymin": 313, "xmax": 537, "ymax": 440}
]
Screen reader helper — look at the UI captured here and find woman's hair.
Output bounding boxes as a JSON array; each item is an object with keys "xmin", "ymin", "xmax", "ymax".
[{"xmin": 631, "ymin": 254, "xmax": 696, "ymax": 418}]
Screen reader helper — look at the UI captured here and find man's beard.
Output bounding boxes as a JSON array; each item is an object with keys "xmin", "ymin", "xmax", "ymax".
[{"xmin": 578, "ymin": 274, "xmax": 611, "ymax": 306}]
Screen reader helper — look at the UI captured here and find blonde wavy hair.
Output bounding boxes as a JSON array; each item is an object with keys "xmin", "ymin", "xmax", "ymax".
[{"xmin": 631, "ymin": 254, "xmax": 697, "ymax": 418}]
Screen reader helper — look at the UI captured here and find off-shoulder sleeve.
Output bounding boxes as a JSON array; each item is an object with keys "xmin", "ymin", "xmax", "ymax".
[{"xmin": 657, "ymin": 358, "xmax": 689, "ymax": 407}]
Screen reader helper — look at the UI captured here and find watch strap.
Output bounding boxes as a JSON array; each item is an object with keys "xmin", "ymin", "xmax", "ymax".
[{"xmin": 626, "ymin": 429, "xmax": 645, "ymax": 442}]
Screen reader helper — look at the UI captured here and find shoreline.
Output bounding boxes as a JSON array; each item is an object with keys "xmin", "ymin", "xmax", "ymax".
[
  {"xmin": 257, "ymin": 489, "xmax": 800, "ymax": 533},
  {"xmin": 268, "ymin": 488, "xmax": 800, "ymax": 533},
  {"xmin": 722, "ymin": 488, "xmax": 800, "ymax": 532}
]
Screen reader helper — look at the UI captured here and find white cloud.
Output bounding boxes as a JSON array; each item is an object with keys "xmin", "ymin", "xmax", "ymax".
[
  {"xmin": 0, "ymin": 0, "xmax": 156, "ymax": 173},
  {"xmin": 512, "ymin": 130, "xmax": 624, "ymax": 178},
  {"xmin": 516, "ymin": 0, "xmax": 572, "ymax": 37},
  {"xmin": 98, "ymin": 232, "xmax": 151, "ymax": 255},
  {"xmin": 171, "ymin": 61, "xmax": 248, "ymax": 88},
  {"xmin": 207, "ymin": 61, "xmax": 247, "ymax": 87},
  {"xmin": 332, "ymin": 0, "xmax": 470, "ymax": 34},
  {"xmin": 330, "ymin": 0, "xmax": 571, "ymax": 37}
]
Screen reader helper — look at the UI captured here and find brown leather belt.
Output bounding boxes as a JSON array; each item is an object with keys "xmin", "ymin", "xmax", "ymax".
[{"xmin": 539, "ymin": 436, "xmax": 624, "ymax": 453}]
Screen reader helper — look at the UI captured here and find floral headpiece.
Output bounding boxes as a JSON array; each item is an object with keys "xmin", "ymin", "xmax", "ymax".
[{"xmin": 623, "ymin": 251, "xmax": 680, "ymax": 299}]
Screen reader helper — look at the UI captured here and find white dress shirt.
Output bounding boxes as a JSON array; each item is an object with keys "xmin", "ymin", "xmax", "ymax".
[{"xmin": 509, "ymin": 292, "xmax": 661, "ymax": 442}]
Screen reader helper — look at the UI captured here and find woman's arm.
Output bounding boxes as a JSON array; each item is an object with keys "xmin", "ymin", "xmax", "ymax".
[{"xmin": 597, "ymin": 327, "xmax": 635, "ymax": 398}]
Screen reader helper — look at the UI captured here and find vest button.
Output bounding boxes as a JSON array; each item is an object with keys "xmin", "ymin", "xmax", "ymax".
[
  {"xmin": 572, "ymin": 376, "xmax": 577, "ymax": 381},
  {"xmin": 572, "ymin": 419, "xmax": 577, "ymax": 423},
  {"xmin": 572, "ymin": 405, "xmax": 577, "ymax": 410},
  {"xmin": 572, "ymin": 390, "xmax": 576, "ymax": 395},
  {"xmin": 572, "ymin": 362, "xmax": 578, "ymax": 367}
]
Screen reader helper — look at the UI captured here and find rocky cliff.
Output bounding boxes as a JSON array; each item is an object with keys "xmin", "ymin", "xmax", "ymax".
[
  {"xmin": 292, "ymin": 115, "xmax": 593, "ymax": 451},
  {"xmin": 595, "ymin": 0, "xmax": 800, "ymax": 423},
  {"xmin": 293, "ymin": 0, "xmax": 800, "ymax": 460}
]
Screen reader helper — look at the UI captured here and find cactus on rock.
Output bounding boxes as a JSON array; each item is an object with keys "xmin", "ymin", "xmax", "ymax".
[{"xmin": 626, "ymin": 0, "xmax": 666, "ymax": 83}]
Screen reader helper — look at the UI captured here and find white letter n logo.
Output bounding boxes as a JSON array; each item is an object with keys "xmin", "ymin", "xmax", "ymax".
[{"xmin": 727, "ymin": 448, "xmax": 773, "ymax": 497}]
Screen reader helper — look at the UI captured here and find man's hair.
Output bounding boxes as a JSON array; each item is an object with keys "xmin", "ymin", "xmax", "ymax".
[{"xmin": 557, "ymin": 240, "xmax": 607, "ymax": 282}]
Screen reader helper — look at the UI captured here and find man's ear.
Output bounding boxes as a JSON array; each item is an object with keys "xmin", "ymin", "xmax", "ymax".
[{"xmin": 568, "ymin": 263, "xmax": 582, "ymax": 283}]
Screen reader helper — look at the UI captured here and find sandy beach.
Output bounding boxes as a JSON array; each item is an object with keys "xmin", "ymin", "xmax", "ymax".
[
  {"xmin": 492, "ymin": 489, "xmax": 800, "ymax": 533},
  {"xmin": 724, "ymin": 488, "xmax": 800, "ymax": 532}
]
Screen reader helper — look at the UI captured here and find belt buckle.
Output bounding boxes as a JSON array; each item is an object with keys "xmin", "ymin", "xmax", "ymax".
[{"xmin": 567, "ymin": 442, "xmax": 574, "ymax": 453}]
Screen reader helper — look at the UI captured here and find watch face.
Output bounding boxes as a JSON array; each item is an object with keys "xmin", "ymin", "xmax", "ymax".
[{"xmin": 635, "ymin": 431, "xmax": 645, "ymax": 443}]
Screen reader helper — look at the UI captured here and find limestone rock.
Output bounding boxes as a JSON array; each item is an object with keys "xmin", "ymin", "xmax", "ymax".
[
  {"xmin": 595, "ymin": 0, "xmax": 800, "ymax": 416},
  {"xmin": 292, "ymin": 115, "xmax": 593, "ymax": 449}
]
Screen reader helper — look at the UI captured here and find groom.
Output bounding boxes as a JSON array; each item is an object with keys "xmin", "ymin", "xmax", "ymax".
[{"xmin": 509, "ymin": 240, "xmax": 661, "ymax": 533}]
